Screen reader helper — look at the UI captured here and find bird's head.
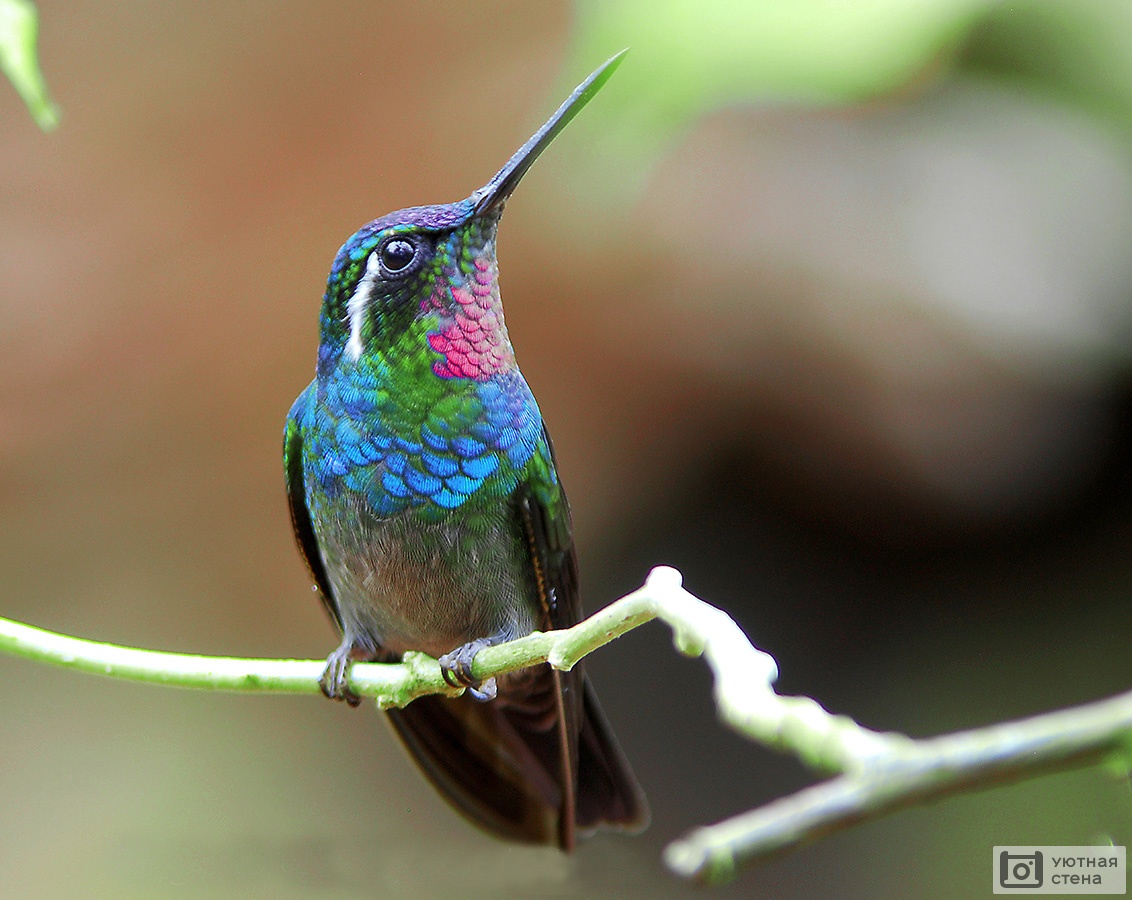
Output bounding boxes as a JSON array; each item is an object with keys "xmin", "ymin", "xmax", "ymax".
[{"xmin": 314, "ymin": 51, "xmax": 626, "ymax": 383}]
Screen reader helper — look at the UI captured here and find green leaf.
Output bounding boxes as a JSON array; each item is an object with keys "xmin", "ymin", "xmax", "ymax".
[{"xmin": 0, "ymin": 0, "xmax": 58, "ymax": 130}]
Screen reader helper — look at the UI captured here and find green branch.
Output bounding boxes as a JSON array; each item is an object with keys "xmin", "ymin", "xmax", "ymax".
[
  {"xmin": 664, "ymin": 687, "xmax": 1132, "ymax": 882},
  {"xmin": 2, "ymin": 566, "xmax": 1130, "ymax": 885}
]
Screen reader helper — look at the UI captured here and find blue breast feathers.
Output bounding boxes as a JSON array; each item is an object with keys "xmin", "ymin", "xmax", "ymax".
[{"xmin": 294, "ymin": 369, "xmax": 547, "ymax": 519}]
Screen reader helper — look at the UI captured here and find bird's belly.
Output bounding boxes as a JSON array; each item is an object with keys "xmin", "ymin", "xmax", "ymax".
[{"xmin": 317, "ymin": 501, "xmax": 538, "ymax": 659}]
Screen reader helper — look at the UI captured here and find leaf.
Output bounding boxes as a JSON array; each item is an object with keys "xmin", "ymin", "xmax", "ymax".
[{"xmin": 0, "ymin": 0, "xmax": 59, "ymax": 131}]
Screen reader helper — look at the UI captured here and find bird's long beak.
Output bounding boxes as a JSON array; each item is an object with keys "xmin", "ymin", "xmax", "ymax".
[{"xmin": 470, "ymin": 49, "xmax": 627, "ymax": 217}]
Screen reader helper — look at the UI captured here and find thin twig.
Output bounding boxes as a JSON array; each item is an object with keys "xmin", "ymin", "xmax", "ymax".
[
  {"xmin": 2, "ymin": 566, "xmax": 1130, "ymax": 886},
  {"xmin": 664, "ymin": 689, "xmax": 1132, "ymax": 882}
]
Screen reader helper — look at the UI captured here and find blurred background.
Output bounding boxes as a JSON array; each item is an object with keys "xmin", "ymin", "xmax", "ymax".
[{"xmin": 2, "ymin": 1, "xmax": 1132, "ymax": 897}]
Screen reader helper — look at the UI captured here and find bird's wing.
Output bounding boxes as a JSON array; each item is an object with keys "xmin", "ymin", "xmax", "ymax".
[
  {"xmin": 283, "ymin": 383, "xmax": 341, "ymax": 630},
  {"xmin": 513, "ymin": 425, "xmax": 584, "ymax": 849},
  {"xmin": 522, "ymin": 426, "xmax": 649, "ymax": 837}
]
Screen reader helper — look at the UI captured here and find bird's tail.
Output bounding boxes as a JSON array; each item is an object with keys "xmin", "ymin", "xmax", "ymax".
[{"xmin": 385, "ymin": 665, "xmax": 648, "ymax": 850}]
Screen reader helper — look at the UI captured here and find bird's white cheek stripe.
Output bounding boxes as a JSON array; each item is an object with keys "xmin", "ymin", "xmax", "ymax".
[{"xmin": 344, "ymin": 253, "xmax": 383, "ymax": 362}]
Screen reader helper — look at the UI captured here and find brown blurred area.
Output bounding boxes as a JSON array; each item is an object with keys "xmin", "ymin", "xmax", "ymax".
[{"xmin": 3, "ymin": 2, "xmax": 1132, "ymax": 897}]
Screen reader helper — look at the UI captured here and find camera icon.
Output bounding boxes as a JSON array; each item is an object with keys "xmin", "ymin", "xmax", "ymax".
[{"xmin": 999, "ymin": 851, "xmax": 1044, "ymax": 888}]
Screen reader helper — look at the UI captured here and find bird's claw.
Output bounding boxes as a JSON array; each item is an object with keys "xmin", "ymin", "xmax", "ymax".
[
  {"xmin": 439, "ymin": 639, "xmax": 497, "ymax": 701},
  {"xmin": 319, "ymin": 649, "xmax": 361, "ymax": 706},
  {"xmin": 320, "ymin": 636, "xmax": 381, "ymax": 707}
]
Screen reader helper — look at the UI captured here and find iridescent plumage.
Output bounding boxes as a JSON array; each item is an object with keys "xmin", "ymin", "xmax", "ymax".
[{"xmin": 283, "ymin": 52, "xmax": 646, "ymax": 849}]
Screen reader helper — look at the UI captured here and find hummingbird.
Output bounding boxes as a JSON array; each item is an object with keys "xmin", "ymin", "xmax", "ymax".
[{"xmin": 283, "ymin": 52, "xmax": 647, "ymax": 850}]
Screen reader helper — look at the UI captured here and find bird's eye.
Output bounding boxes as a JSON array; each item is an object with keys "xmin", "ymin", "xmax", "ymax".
[{"xmin": 379, "ymin": 238, "xmax": 417, "ymax": 274}]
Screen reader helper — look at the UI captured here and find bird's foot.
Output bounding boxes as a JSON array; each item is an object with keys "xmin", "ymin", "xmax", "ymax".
[
  {"xmin": 320, "ymin": 634, "xmax": 380, "ymax": 707},
  {"xmin": 439, "ymin": 638, "xmax": 497, "ymax": 702}
]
